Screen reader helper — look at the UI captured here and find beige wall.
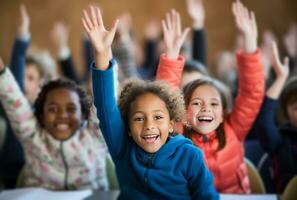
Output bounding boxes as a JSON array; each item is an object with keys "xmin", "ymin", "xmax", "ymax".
[{"xmin": 0, "ymin": 0, "xmax": 296, "ymax": 72}]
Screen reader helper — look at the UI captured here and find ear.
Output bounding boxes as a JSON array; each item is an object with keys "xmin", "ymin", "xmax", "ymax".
[{"xmin": 169, "ymin": 120, "xmax": 175, "ymax": 133}]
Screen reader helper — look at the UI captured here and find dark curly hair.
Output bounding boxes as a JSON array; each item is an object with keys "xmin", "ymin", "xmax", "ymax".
[
  {"xmin": 182, "ymin": 77, "xmax": 233, "ymax": 151},
  {"xmin": 118, "ymin": 79, "xmax": 185, "ymax": 133},
  {"xmin": 280, "ymin": 76, "xmax": 297, "ymax": 121},
  {"xmin": 34, "ymin": 78, "xmax": 92, "ymax": 127}
]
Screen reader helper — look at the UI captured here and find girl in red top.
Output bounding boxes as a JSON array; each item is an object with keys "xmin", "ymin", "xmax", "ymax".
[{"xmin": 157, "ymin": 0, "xmax": 264, "ymax": 193}]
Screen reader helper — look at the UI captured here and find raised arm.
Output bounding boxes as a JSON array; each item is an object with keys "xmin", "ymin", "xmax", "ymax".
[
  {"xmin": 156, "ymin": 10, "xmax": 189, "ymax": 90},
  {"xmin": 256, "ymin": 42, "xmax": 289, "ymax": 153},
  {"xmin": 10, "ymin": 4, "xmax": 31, "ymax": 91},
  {"xmin": 82, "ymin": 6, "xmax": 125, "ymax": 158},
  {"xmin": 227, "ymin": 0, "xmax": 264, "ymax": 140},
  {"xmin": 112, "ymin": 12, "xmax": 139, "ymax": 81},
  {"xmin": 0, "ymin": 57, "xmax": 37, "ymax": 141},
  {"xmin": 186, "ymin": 0, "xmax": 207, "ymax": 64},
  {"xmin": 51, "ymin": 21, "xmax": 81, "ymax": 83}
]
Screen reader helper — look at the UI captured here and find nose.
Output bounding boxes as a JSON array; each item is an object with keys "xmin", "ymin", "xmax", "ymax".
[
  {"xmin": 144, "ymin": 118, "xmax": 155, "ymax": 130},
  {"xmin": 200, "ymin": 105, "xmax": 211, "ymax": 112},
  {"xmin": 58, "ymin": 109, "xmax": 68, "ymax": 118}
]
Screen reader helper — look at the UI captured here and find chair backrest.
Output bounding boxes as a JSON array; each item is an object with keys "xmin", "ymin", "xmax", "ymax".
[
  {"xmin": 106, "ymin": 155, "xmax": 119, "ymax": 190},
  {"xmin": 282, "ymin": 176, "xmax": 297, "ymax": 200},
  {"xmin": 0, "ymin": 115, "xmax": 7, "ymax": 151},
  {"xmin": 244, "ymin": 158, "xmax": 266, "ymax": 194}
]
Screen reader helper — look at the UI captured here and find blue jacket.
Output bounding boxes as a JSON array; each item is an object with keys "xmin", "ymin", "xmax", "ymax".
[{"xmin": 92, "ymin": 59, "xmax": 218, "ymax": 200}]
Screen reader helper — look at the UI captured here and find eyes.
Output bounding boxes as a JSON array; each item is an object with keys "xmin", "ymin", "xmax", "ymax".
[
  {"xmin": 47, "ymin": 105, "xmax": 78, "ymax": 114},
  {"xmin": 190, "ymin": 100, "xmax": 220, "ymax": 108},
  {"xmin": 133, "ymin": 115, "xmax": 164, "ymax": 122}
]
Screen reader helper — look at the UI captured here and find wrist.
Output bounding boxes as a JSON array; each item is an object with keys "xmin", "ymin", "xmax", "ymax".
[
  {"xmin": 166, "ymin": 50, "xmax": 179, "ymax": 60},
  {"xmin": 94, "ymin": 49, "xmax": 111, "ymax": 70},
  {"xmin": 243, "ymin": 35, "xmax": 257, "ymax": 53},
  {"xmin": 192, "ymin": 20, "xmax": 204, "ymax": 30}
]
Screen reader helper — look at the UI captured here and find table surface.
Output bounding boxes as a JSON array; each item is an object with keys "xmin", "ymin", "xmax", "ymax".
[{"xmin": 0, "ymin": 188, "xmax": 279, "ymax": 200}]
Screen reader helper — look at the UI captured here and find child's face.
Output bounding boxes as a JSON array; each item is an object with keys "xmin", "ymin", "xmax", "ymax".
[
  {"xmin": 25, "ymin": 64, "xmax": 41, "ymax": 104},
  {"xmin": 42, "ymin": 88, "xmax": 83, "ymax": 140},
  {"xmin": 128, "ymin": 93, "xmax": 174, "ymax": 153},
  {"xmin": 287, "ymin": 101, "xmax": 297, "ymax": 128},
  {"xmin": 186, "ymin": 85, "xmax": 223, "ymax": 134}
]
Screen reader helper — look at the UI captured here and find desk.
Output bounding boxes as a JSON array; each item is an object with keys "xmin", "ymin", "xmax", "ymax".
[{"xmin": 0, "ymin": 188, "xmax": 279, "ymax": 200}]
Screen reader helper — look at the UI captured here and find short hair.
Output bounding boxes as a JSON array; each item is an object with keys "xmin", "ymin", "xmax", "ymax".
[
  {"xmin": 280, "ymin": 76, "xmax": 297, "ymax": 120},
  {"xmin": 34, "ymin": 78, "xmax": 92, "ymax": 126},
  {"xmin": 118, "ymin": 79, "xmax": 185, "ymax": 132},
  {"xmin": 182, "ymin": 77, "xmax": 233, "ymax": 150},
  {"xmin": 183, "ymin": 59, "xmax": 208, "ymax": 76},
  {"xmin": 25, "ymin": 56, "xmax": 45, "ymax": 79}
]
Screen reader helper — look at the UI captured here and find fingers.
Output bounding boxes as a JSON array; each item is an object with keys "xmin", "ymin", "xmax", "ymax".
[
  {"xmin": 108, "ymin": 19, "xmax": 119, "ymax": 41},
  {"xmin": 272, "ymin": 41, "xmax": 280, "ymax": 65},
  {"xmin": 82, "ymin": 9, "xmax": 93, "ymax": 32},
  {"xmin": 20, "ymin": 4, "xmax": 28, "ymax": 19},
  {"xmin": 181, "ymin": 27, "xmax": 191, "ymax": 43},
  {"xmin": 0, "ymin": 57, "xmax": 4, "ymax": 71},
  {"xmin": 283, "ymin": 57, "xmax": 289, "ymax": 67}
]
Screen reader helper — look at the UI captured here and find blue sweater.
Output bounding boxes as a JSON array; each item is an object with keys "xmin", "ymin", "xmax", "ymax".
[{"xmin": 92, "ymin": 59, "xmax": 218, "ymax": 200}]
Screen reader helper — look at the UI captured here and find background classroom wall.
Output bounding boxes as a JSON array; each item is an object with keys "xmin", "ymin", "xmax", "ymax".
[{"xmin": 0, "ymin": 0, "xmax": 296, "ymax": 74}]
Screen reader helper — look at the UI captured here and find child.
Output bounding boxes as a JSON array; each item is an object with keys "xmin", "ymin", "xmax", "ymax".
[
  {"xmin": 0, "ymin": 59, "xmax": 109, "ymax": 190},
  {"xmin": 83, "ymin": 6, "xmax": 218, "ymax": 199},
  {"xmin": 157, "ymin": 0, "xmax": 265, "ymax": 193},
  {"xmin": 253, "ymin": 41, "xmax": 297, "ymax": 193}
]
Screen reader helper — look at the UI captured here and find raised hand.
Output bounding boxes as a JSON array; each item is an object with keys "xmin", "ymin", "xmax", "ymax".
[
  {"xmin": 82, "ymin": 5, "xmax": 119, "ymax": 69},
  {"xmin": 271, "ymin": 41, "xmax": 289, "ymax": 80},
  {"xmin": 17, "ymin": 4, "xmax": 30, "ymax": 37},
  {"xmin": 162, "ymin": 9, "xmax": 190, "ymax": 59},
  {"xmin": 232, "ymin": 0, "xmax": 257, "ymax": 53},
  {"xmin": 116, "ymin": 12, "xmax": 132, "ymax": 42},
  {"xmin": 51, "ymin": 21, "xmax": 70, "ymax": 51},
  {"xmin": 0, "ymin": 57, "xmax": 4, "ymax": 71},
  {"xmin": 186, "ymin": 0, "xmax": 205, "ymax": 29},
  {"xmin": 266, "ymin": 41, "xmax": 290, "ymax": 99},
  {"xmin": 144, "ymin": 19, "xmax": 161, "ymax": 40}
]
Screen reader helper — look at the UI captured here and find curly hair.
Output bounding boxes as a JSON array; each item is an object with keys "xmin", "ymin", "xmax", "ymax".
[
  {"xmin": 118, "ymin": 79, "xmax": 185, "ymax": 131},
  {"xmin": 34, "ymin": 78, "xmax": 92, "ymax": 127},
  {"xmin": 280, "ymin": 76, "xmax": 297, "ymax": 120},
  {"xmin": 182, "ymin": 77, "xmax": 233, "ymax": 151}
]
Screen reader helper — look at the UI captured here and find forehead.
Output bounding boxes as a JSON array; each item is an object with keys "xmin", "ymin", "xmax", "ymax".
[
  {"xmin": 45, "ymin": 88, "xmax": 80, "ymax": 105},
  {"xmin": 130, "ymin": 93, "xmax": 168, "ymax": 113},
  {"xmin": 191, "ymin": 84, "xmax": 221, "ymax": 100},
  {"xmin": 26, "ymin": 64, "xmax": 41, "ymax": 76}
]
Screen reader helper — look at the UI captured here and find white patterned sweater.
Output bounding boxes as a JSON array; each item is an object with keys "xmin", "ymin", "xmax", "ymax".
[{"xmin": 0, "ymin": 68, "xmax": 109, "ymax": 190}]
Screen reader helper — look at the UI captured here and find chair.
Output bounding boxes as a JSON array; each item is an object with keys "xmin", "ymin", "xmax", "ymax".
[
  {"xmin": 0, "ymin": 115, "xmax": 7, "ymax": 151},
  {"xmin": 282, "ymin": 176, "xmax": 297, "ymax": 200},
  {"xmin": 244, "ymin": 158, "xmax": 266, "ymax": 194},
  {"xmin": 106, "ymin": 155, "xmax": 119, "ymax": 190},
  {"xmin": 257, "ymin": 153, "xmax": 276, "ymax": 193}
]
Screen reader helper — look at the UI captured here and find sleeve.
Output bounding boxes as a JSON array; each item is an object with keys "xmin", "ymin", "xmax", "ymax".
[
  {"xmin": 188, "ymin": 148, "xmax": 219, "ymax": 200},
  {"xmin": 192, "ymin": 29, "xmax": 207, "ymax": 65},
  {"xmin": 92, "ymin": 59, "xmax": 127, "ymax": 159},
  {"xmin": 156, "ymin": 54, "xmax": 185, "ymax": 91},
  {"xmin": 141, "ymin": 40, "xmax": 158, "ymax": 80},
  {"xmin": 58, "ymin": 55, "xmax": 83, "ymax": 84},
  {"xmin": 226, "ymin": 49, "xmax": 265, "ymax": 141},
  {"xmin": 9, "ymin": 37, "xmax": 31, "ymax": 91},
  {"xmin": 253, "ymin": 96, "xmax": 283, "ymax": 154},
  {"xmin": 112, "ymin": 40, "xmax": 139, "ymax": 81},
  {"xmin": 0, "ymin": 68, "xmax": 38, "ymax": 141}
]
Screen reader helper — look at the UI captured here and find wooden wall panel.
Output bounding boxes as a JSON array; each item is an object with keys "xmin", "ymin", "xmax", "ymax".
[{"xmin": 0, "ymin": 0, "xmax": 296, "ymax": 72}]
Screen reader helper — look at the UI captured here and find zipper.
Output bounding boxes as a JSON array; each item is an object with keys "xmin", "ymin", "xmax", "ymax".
[{"xmin": 60, "ymin": 142, "xmax": 69, "ymax": 190}]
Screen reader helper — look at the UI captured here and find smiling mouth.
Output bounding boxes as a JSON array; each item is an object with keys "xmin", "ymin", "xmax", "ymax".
[
  {"xmin": 142, "ymin": 135, "xmax": 160, "ymax": 144},
  {"xmin": 197, "ymin": 116, "xmax": 214, "ymax": 123},
  {"xmin": 55, "ymin": 124, "xmax": 70, "ymax": 131}
]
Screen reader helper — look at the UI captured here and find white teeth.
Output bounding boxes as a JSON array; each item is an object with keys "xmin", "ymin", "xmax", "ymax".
[
  {"xmin": 198, "ymin": 116, "xmax": 213, "ymax": 121},
  {"xmin": 143, "ymin": 135, "xmax": 158, "ymax": 139},
  {"xmin": 56, "ymin": 124, "xmax": 69, "ymax": 131}
]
